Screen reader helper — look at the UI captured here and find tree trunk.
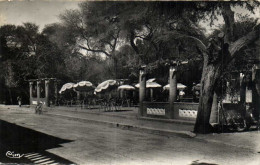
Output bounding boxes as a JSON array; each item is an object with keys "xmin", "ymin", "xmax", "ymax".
[
  {"xmin": 194, "ymin": 63, "xmax": 221, "ymax": 134},
  {"xmin": 210, "ymin": 92, "xmax": 218, "ymax": 124},
  {"xmin": 8, "ymin": 88, "xmax": 13, "ymax": 105},
  {"xmin": 193, "ymin": 6, "xmax": 259, "ymax": 134},
  {"xmin": 114, "ymin": 56, "xmax": 118, "ymax": 79},
  {"xmin": 252, "ymin": 84, "xmax": 260, "ymax": 121},
  {"xmin": 240, "ymin": 77, "xmax": 246, "ymax": 103},
  {"xmin": 252, "ymin": 65, "xmax": 260, "ymax": 121}
]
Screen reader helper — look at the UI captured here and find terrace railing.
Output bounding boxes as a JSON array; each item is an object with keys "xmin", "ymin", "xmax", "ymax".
[{"xmin": 143, "ymin": 101, "xmax": 199, "ymax": 121}]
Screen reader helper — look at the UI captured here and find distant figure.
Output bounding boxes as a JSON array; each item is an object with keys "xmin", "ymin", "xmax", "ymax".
[
  {"xmin": 35, "ymin": 102, "xmax": 43, "ymax": 114},
  {"xmin": 195, "ymin": 90, "xmax": 200, "ymax": 102},
  {"xmin": 179, "ymin": 90, "xmax": 185, "ymax": 101},
  {"xmin": 192, "ymin": 82, "xmax": 197, "ymax": 102},
  {"xmin": 17, "ymin": 96, "xmax": 22, "ymax": 107}
]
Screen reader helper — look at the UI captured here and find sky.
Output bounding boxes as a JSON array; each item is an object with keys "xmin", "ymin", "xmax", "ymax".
[
  {"xmin": 0, "ymin": 0, "xmax": 80, "ymax": 31},
  {"xmin": 0, "ymin": 1, "xmax": 259, "ymax": 34}
]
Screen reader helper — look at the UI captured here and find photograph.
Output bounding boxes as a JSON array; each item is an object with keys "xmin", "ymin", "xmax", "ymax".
[{"xmin": 0, "ymin": 0, "xmax": 259, "ymax": 164}]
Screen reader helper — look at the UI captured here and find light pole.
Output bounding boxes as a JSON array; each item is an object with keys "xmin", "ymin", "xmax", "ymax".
[
  {"xmin": 168, "ymin": 60, "xmax": 188, "ymax": 118},
  {"xmin": 169, "ymin": 62, "xmax": 177, "ymax": 118},
  {"xmin": 139, "ymin": 65, "xmax": 146, "ymax": 117},
  {"xmin": 252, "ymin": 60, "xmax": 260, "ymax": 121}
]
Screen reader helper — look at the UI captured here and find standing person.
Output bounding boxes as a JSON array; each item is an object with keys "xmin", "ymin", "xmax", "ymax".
[
  {"xmin": 17, "ymin": 96, "xmax": 22, "ymax": 107},
  {"xmin": 192, "ymin": 82, "xmax": 196, "ymax": 102},
  {"xmin": 179, "ymin": 90, "xmax": 185, "ymax": 101},
  {"xmin": 195, "ymin": 90, "xmax": 200, "ymax": 102}
]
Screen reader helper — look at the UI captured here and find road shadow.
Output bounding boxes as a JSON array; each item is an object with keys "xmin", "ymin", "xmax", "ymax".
[
  {"xmin": 190, "ymin": 160, "xmax": 218, "ymax": 165},
  {"xmin": 212, "ymin": 124, "xmax": 259, "ymax": 134},
  {"xmin": 104, "ymin": 110, "xmax": 133, "ymax": 112},
  {"xmin": 0, "ymin": 120, "xmax": 74, "ymax": 164}
]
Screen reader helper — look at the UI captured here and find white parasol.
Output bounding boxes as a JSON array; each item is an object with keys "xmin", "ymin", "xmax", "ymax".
[
  {"xmin": 59, "ymin": 83, "xmax": 75, "ymax": 94},
  {"xmin": 94, "ymin": 80, "xmax": 117, "ymax": 93},
  {"xmin": 135, "ymin": 78, "xmax": 161, "ymax": 88},
  {"xmin": 118, "ymin": 85, "xmax": 135, "ymax": 90},
  {"xmin": 135, "ymin": 82, "xmax": 162, "ymax": 88},
  {"xmin": 146, "ymin": 78, "xmax": 156, "ymax": 83},
  {"xmin": 193, "ymin": 83, "xmax": 201, "ymax": 90},
  {"xmin": 135, "ymin": 79, "xmax": 162, "ymax": 102},
  {"xmin": 163, "ymin": 83, "xmax": 187, "ymax": 90},
  {"xmin": 73, "ymin": 81, "xmax": 95, "ymax": 92}
]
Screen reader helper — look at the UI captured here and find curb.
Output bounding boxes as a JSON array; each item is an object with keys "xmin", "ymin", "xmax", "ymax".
[
  {"xmin": 49, "ymin": 107, "xmax": 137, "ymax": 120},
  {"xmin": 47, "ymin": 107, "xmax": 195, "ymax": 126},
  {"xmin": 1, "ymin": 107, "xmax": 33, "ymax": 111},
  {"xmin": 1, "ymin": 106, "xmax": 196, "ymax": 138},
  {"xmin": 45, "ymin": 113, "xmax": 196, "ymax": 138},
  {"xmin": 1, "ymin": 106, "xmax": 195, "ymax": 126},
  {"xmin": 139, "ymin": 117, "xmax": 195, "ymax": 126}
]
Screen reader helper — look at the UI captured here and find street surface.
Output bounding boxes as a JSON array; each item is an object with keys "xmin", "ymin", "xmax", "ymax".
[{"xmin": 0, "ymin": 107, "xmax": 259, "ymax": 165}]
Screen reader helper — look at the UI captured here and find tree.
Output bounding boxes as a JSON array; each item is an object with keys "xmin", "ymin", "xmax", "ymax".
[
  {"xmin": 57, "ymin": 1, "xmax": 260, "ymax": 133},
  {"xmin": 42, "ymin": 23, "xmax": 116, "ymax": 85},
  {"xmin": 0, "ymin": 23, "xmax": 39, "ymax": 104},
  {"xmin": 191, "ymin": 3, "xmax": 260, "ymax": 133},
  {"xmin": 126, "ymin": 1, "xmax": 259, "ymax": 133},
  {"xmin": 110, "ymin": 2, "xmax": 260, "ymax": 133},
  {"xmin": 60, "ymin": 3, "xmax": 127, "ymax": 78},
  {"xmin": 0, "ymin": 23, "xmax": 72, "ymax": 104}
]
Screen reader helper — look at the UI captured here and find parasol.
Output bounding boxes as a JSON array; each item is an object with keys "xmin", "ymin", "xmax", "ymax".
[
  {"xmin": 118, "ymin": 85, "xmax": 135, "ymax": 90},
  {"xmin": 135, "ymin": 79, "xmax": 161, "ymax": 102},
  {"xmin": 94, "ymin": 80, "xmax": 117, "ymax": 93},
  {"xmin": 146, "ymin": 78, "xmax": 156, "ymax": 83},
  {"xmin": 73, "ymin": 81, "xmax": 95, "ymax": 92},
  {"xmin": 193, "ymin": 83, "xmax": 201, "ymax": 90},
  {"xmin": 135, "ymin": 82, "xmax": 162, "ymax": 88},
  {"xmin": 163, "ymin": 83, "xmax": 187, "ymax": 90},
  {"xmin": 135, "ymin": 78, "xmax": 161, "ymax": 88},
  {"xmin": 59, "ymin": 83, "xmax": 75, "ymax": 94}
]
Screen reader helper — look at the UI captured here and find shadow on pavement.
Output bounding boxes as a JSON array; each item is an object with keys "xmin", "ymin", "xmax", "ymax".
[
  {"xmin": 104, "ymin": 110, "xmax": 133, "ymax": 112},
  {"xmin": 190, "ymin": 160, "xmax": 218, "ymax": 165},
  {"xmin": 0, "ymin": 120, "xmax": 74, "ymax": 164},
  {"xmin": 211, "ymin": 124, "xmax": 259, "ymax": 134}
]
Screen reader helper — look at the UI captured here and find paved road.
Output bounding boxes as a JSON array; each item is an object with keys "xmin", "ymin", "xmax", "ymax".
[{"xmin": 0, "ymin": 108, "xmax": 259, "ymax": 165}]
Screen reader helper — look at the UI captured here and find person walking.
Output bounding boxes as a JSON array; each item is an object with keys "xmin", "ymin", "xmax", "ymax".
[{"xmin": 17, "ymin": 96, "xmax": 22, "ymax": 107}]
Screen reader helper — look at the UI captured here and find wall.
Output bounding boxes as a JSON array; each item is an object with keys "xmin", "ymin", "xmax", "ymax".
[{"xmin": 142, "ymin": 102, "xmax": 199, "ymax": 121}]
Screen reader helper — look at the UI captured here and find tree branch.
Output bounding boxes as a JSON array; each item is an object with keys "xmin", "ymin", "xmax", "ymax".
[
  {"xmin": 222, "ymin": 4, "xmax": 235, "ymax": 43},
  {"xmin": 178, "ymin": 35, "xmax": 208, "ymax": 60},
  {"xmin": 102, "ymin": 40, "xmax": 114, "ymax": 49},
  {"xmin": 130, "ymin": 30, "xmax": 140, "ymax": 54},
  {"xmin": 186, "ymin": 36, "xmax": 207, "ymax": 51},
  {"xmin": 229, "ymin": 25, "xmax": 260, "ymax": 57},
  {"xmin": 112, "ymin": 30, "xmax": 120, "ymax": 52},
  {"xmin": 78, "ymin": 45, "xmax": 111, "ymax": 57}
]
